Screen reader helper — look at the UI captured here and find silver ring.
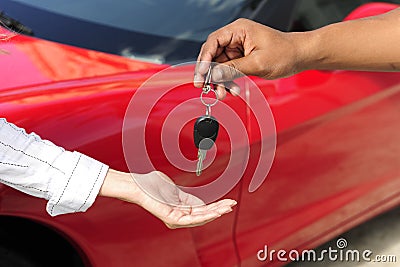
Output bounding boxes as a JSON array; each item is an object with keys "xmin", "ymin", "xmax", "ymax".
[{"xmin": 200, "ymin": 89, "xmax": 219, "ymax": 107}]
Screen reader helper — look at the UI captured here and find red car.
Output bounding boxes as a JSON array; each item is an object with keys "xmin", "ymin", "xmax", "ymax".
[{"xmin": 1, "ymin": 1, "xmax": 400, "ymax": 267}]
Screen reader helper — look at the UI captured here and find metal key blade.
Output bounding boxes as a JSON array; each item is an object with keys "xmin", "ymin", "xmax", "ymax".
[{"xmin": 196, "ymin": 149, "xmax": 207, "ymax": 176}]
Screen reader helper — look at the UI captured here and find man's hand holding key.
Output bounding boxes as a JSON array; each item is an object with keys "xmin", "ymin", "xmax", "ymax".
[
  {"xmin": 194, "ymin": 9, "xmax": 400, "ymax": 97},
  {"xmin": 193, "ymin": 18, "xmax": 304, "ymax": 99}
]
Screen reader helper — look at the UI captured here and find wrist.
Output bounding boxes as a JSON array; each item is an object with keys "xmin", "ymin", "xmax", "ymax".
[
  {"xmin": 99, "ymin": 169, "xmax": 142, "ymax": 204},
  {"xmin": 288, "ymin": 30, "xmax": 324, "ymax": 73}
]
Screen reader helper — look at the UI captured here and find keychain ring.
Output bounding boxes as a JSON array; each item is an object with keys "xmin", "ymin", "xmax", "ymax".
[{"xmin": 200, "ymin": 89, "xmax": 219, "ymax": 107}]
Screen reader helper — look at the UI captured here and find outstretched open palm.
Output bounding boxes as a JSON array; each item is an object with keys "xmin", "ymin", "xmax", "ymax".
[{"xmin": 131, "ymin": 171, "xmax": 236, "ymax": 229}]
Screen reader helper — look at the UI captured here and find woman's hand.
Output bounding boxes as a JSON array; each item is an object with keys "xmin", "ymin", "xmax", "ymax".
[{"xmin": 99, "ymin": 169, "xmax": 237, "ymax": 229}]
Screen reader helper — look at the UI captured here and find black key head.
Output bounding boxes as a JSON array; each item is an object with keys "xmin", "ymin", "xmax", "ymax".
[{"xmin": 194, "ymin": 115, "xmax": 219, "ymax": 150}]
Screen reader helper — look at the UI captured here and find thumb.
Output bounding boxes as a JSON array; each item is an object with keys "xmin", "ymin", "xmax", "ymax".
[{"xmin": 211, "ymin": 56, "xmax": 256, "ymax": 82}]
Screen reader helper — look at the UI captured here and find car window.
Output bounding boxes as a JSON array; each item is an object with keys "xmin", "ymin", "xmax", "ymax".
[
  {"xmin": 2, "ymin": 0, "xmax": 264, "ymax": 64},
  {"xmin": 10, "ymin": 0, "xmax": 245, "ymax": 42},
  {"xmin": 290, "ymin": 0, "xmax": 400, "ymax": 31}
]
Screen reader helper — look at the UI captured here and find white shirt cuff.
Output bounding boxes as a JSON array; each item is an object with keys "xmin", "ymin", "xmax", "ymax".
[{"xmin": 46, "ymin": 151, "xmax": 109, "ymax": 216}]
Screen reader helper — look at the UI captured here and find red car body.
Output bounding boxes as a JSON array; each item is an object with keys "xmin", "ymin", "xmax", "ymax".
[{"xmin": 1, "ymin": 3, "xmax": 400, "ymax": 267}]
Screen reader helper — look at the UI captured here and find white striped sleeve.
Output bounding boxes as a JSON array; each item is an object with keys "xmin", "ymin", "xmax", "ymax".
[{"xmin": 0, "ymin": 118, "xmax": 109, "ymax": 216}]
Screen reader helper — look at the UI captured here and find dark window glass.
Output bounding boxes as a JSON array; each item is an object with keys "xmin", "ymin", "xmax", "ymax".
[
  {"xmin": 291, "ymin": 0, "xmax": 400, "ymax": 31},
  {"xmin": 1, "ymin": 0, "xmax": 263, "ymax": 64}
]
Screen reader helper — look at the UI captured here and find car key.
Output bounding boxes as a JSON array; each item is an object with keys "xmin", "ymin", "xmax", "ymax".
[
  {"xmin": 194, "ymin": 115, "xmax": 219, "ymax": 176},
  {"xmin": 194, "ymin": 64, "xmax": 219, "ymax": 176}
]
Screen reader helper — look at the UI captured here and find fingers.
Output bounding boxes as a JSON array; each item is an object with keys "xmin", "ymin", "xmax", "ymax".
[
  {"xmin": 213, "ymin": 53, "xmax": 267, "ymax": 82},
  {"xmin": 167, "ymin": 206, "xmax": 234, "ymax": 229},
  {"xmin": 165, "ymin": 211, "xmax": 221, "ymax": 229},
  {"xmin": 191, "ymin": 204, "xmax": 233, "ymax": 218},
  {"xmin": 195, "ymin": 18, "xmax": 279, "ymax": 92},
  {"xmin": 193, "ymin": 32, "xmax": 251, "ymax": 98},
  {"xmin": 194, "ymin": 20, "xmax": 246, "ymax": 88},
  {"xmin": 194, "ymin": 59, "xmax": 245, "ymax": 90},
  {"xmin": 191, "ymin": 199, "xmax": 237, "ymax": 214},
  {"xmin": 164, "ymin": 199, "xmax": 237, "ymax": 229},
  {"xmin": 193, "ymin": 36, "xmax": 225, "ymax": 88},
  {"xmin": 178, "ymin": 189, "xmax": 236, "ymax": 212},
  {"xmin": 214, "ymin": 80, "xmax": 241, "ymax": 100},
  {"xmin": 193, "ymin": 61, "xmax": 210, "ymax": 88},
  {"xmin": 194, "ymin": 63, "xmax": 243, "ymax": 100}
]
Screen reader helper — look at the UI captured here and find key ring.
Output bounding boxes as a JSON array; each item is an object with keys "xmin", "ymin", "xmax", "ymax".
[
  {"xmin": 201, "ymin": 65, "xmax": 219, "ymax": 116},
  {"xmin": 201, "ymin": 89, "xmax": 218, "ymax": 116},
  {"xmin": 200, "ymin": 89, "xmax": 218, "ymax": 107}
]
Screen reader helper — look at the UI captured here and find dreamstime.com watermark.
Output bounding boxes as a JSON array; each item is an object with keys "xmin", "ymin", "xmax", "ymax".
[{"xmin": 257, "ymin": 238, "xmax": 397, "ymax": 264}]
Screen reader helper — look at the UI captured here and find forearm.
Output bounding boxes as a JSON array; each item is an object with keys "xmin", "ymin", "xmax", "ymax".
[
  {"xmin": 0, "ymin": 118, "xmax": 108, "ymax": 216},
  {"xmin": 296, "ymin": 8, "xmax": 400, "ymax": 72}
]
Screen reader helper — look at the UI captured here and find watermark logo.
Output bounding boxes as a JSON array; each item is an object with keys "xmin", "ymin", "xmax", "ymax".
[
  {"xmin": 122, "ymin": 62, "xmax": 276, "ymax": 206},
  {"xmin": 257, "ymin": 237, "xmax": 397, "ymax": 263}
]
